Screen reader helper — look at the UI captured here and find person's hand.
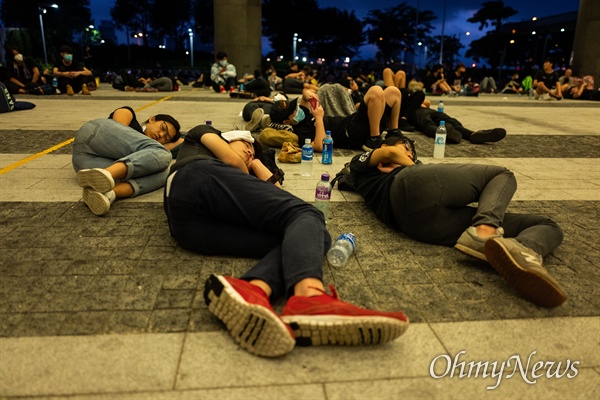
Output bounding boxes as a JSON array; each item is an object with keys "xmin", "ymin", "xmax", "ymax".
[
  {"xmin": 377, "ymin": 162, "xmax": 400, "ymax": 174},
  {"xmin": 312, "ymin": 104, "xmax": 325, "ymax": 119},
  {"xmin": 254, "ymin": 96, "xmax": 270, "ymax": 102},
  {"xmin": 219, "ymin": 67, "xmax": 227, "ymax": 74}
]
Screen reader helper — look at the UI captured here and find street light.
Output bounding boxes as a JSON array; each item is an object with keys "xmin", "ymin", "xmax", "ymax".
[
  {"xmin": 293, "ymin": 33, "xmax": 302, "ymax": 60},
  {"xmin": 38, "ymin": 3, "xmax": 58, "ymax": 65},
  {"xmin": 188, "ymin": 28, "xmax": 194, "ymax": 67}
]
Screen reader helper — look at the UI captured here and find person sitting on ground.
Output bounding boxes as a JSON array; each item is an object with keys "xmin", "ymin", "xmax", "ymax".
[
  {"xmin": 4, "ymin": 47, "xmax": 48, "ymax": 95},
  {"xmin": 567, "ymin": 79, "xmax": 600, "ymax": 101},
  {"xmin": 408, "ymin": 99, "xmax": 506, "ymax": 144},
  {"xmin": 71, "ymin": 106, "xmax": 181, "ymax": 216},
  {"xmin": 422, "ymin": 64, "xmax": 452, "ymax": 95},
  {"xmin": 349, "ymin": 135, "xmax": 567, "ymax": 308},
  {"xmin": 210, "ymin": 51, "xmax": 237, "ymax": 92},
  {"xmin": 112, "ymin": 69, "xmax": 145, "ymax": 91},
  {"xmin": 53, "ymin": 45, "xmax": 93, "ymax": 95},
  {"xmin": 283, "ymin": 69, "xmax": 319, "ymax": 94},
  {"xmin": 163, "ymin": 123, "xmax": 409, "ymax": 358},
  {"xmin": 270, "ymin": 84, "xmax": 402, "ymax": 151},
  {"xmin": 479, "ymin": 75, "xmax": 498, "ymax": 94},
  {"xmin": 533, "ymin": 58, "xmax": 562, "ymax": 100},
  {"xmin": 558, "ymin": 68, "xmax": 575, "ymax": 94},
  {"xmin": 238, "ymin": 73, "xmax": 271, "ymax": 97},
  {"xmin": 501, "ymin": 72, "xmax": 523, "ymax": 94},
  {"xmin": 449, "ymin": 62, "xmax": 469, "ymax": 94}
]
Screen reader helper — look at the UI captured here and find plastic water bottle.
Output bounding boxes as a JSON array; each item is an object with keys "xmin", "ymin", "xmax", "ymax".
[
  {"xmin": 327, "ymin": 233, "xmax": 356, "ymax": 267},
  {"xmin": 528, "ymin": 89, "xmax": 533, "ymax": 100},
  {"xmin": 52, "ymin": 77, "xmax": 58, "ymax": 88},
  {"xmin": 437, "ymin": 100, "xmax": 444, "ymax": 113},
  {"xmin": 301, "ymin": 138, "xmax": 314, "ymax": 176},
  {"xmin": 433, "ymin": 120, "xmax": 447, "ymax": 159},
  {"xmin": 315, "ymin": 173, "xmax": 332, "ymax": 222},
  {"xmin": 322, "ymin": 130, "xmax": 333, "ymax": 165}
]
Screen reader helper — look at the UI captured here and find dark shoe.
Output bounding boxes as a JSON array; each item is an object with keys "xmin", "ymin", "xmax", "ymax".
[
  {"xmin": 445, "ymin": 126, "xmax": 463, "ymax": 144},
  {"xmin": 281, "ymin": 285, "xmax": 409, "ymax": 346},
  {"xmin": 361, "ymin": 135, "xmax": 383, "ymax": 151},
  {"xmin": 455, "ymin": 226, "xmax": 504, "ymax": 261},
  {"xmin": 398, "ymin": 119, "xmax": 416, "ymax": 132},
  {"xmin": 245, "ymin": 108, "xmax": 264, "ymax": 132},
  {"xmin": 384, "ymin": 128, "xmax": 406, "ymax": 140},
  {"xmin": 469, "ymin": 128, "xmax": 506, "ymax": 144},
  {"xmin": 484, "ymin": 238, "xmax": 567, "ymax": 308},
  {"xmin": 203, "ymin": 274, "xmax": 295, "ymax": 357}
]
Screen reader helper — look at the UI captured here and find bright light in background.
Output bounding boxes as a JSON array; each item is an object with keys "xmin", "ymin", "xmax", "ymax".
[
  {"xmin": 532, "ymin": 16, "xmax": 538, "ymax": 21},
  {"xmin": 509, "ymin": 39, "xmax": 515, "ymax": 44},
  {"xmin": 532, "ymin": 31, "xmax": 536, "ymax": 35},
  {"xmin": 560, "ymin": 28, "xmax": 565, "ymax": 32},
  {"xmin": 465, "ymin": 31, "xmax": 470, "ymax": 36}
]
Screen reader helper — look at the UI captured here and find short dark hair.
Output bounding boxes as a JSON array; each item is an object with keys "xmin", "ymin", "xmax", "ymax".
[
  {"xmin": 215, "ymin": 51, "xmax": 227, "ymax": 60},
  {"xmin": 59, "ymin": 45, "xmax": 73, "ymax": 54},
  {"xmin": 545, "ymin": 57, "xmax": 554, "ymax": 65},
  {"xmin": 155, "ymin": 114, "xmax": 181, "ymax": 142},
  {"xmin": 383, "ymin": 136, "xmax": 409, "ymax": 147}
]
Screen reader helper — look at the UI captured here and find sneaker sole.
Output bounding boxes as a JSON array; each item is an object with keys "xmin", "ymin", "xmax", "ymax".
[
  {"xmin": 82, "ymin": 188, "xmax": 110, "ymax": 216},
  {"xmin": 484, "ymin": 239, "xmax": 566, "ymax": 308},
  {"xmin": 77, "ymin": 169, "xmax": 115, "ymax": 192},
  {"xmin": 203, "ymin": 275, "xmax": 295, "ymax": 357},
  {"xmin": 244, "ymin": 109, "xmax": 264, "ymax": 132},
  {"xmin": 282, "ymin": 315, "xmax": 409, "ymax": 347},
  {"xmin": 454, "ymin": 243, "xmax": 487, "ymax": 261}
]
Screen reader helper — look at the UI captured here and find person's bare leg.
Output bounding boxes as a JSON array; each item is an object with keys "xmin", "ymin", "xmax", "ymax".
[
  {"xmin": 364, "ymin": 86, "xmax": 386, "ymax": 137},
  {"xmin": 113, "ymin": 182, "xmax": 134, "ymax": 199},
  {"xmin": 294, "ymin": 278, "xmax": 326, "ymax": 297},
  {"xmin": 105, "ymin": 161, "xmax": 127, "ymax": 180},
  {"xmin": 382, "ymin": 68, "xmax": 394, "ymax": 87},
  {"xmin": 105, "ymin": 162, "xmax": 133, "ymax": 199},
  {"xmin": 476, "ymin": 224, "xmax": 498, "ymax": 238},
  {"xmin": 383, "ymin": 86, "xmax": 401, "ymax": 130},
  {"xmin": 394, "ymin": 70, "xmax": 406, "ymax": 89}
]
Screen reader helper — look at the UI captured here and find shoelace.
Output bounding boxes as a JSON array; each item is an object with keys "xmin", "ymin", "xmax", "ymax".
[{"xmin": 308, "ymin": 284, "xmax": 340, "ymax": 300}]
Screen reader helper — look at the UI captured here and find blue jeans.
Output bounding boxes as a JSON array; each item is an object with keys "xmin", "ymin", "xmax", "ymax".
[
  {"xmin": 389, "ymin": 163, "xmax": 563, "ymax": 257},
  {"xmin": 72, "ymin": 119, "xmax": 172, "ymax": 196},
  {"xmin": 164, "ymin": 159, "xmax": 331, "ymax": 301}
]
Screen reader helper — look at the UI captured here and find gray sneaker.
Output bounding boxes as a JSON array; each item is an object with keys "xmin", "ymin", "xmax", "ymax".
[
  {"xmin": 455, "ymin": 226, "xmax": 504, "ymax": 261},
  {"xmin": 484, "ymin": 237, "xmax": 567, "ymax": 308},
  {"xmin": 82, "ymin": 188, "xmax": 115, "ymax": 216},
  {"xmin": 245, "ymin": 108, "xmax": 264, "ymax": 132}
]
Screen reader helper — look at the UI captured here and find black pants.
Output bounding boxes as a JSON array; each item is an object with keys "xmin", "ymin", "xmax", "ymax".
[{"xmin": 409, "ymin": 107, "xmax": 472, "ymax": 143}]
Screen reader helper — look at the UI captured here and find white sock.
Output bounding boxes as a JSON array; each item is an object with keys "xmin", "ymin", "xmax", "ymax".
[{"xmin": 105, "ymin": 190, "xmax": 116, "ymax": 204}]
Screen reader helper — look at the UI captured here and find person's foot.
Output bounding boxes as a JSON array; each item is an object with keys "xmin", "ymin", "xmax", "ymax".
[
  {"xmin": 281, "ymin": 285, "xmax": 409, "ymax": 346},
  {"xmin": 362, "ymin": 135, "xmax": 384, "ymax": 151},
  {"xmin": 260, "ymin": 114, "xmax": 272, "ymax": 130},
  {"xmin": 81, "ymin": 84, "xmax": 91, "ymax": 95},
  {"xmin": 66, "ymin": 84, "xmax": 74, "ymax": 96},
  {"xmin": 398, "ymin": 119, "xmax": 416, "ymax": 132},
  {"xmin": 455, "ymin": 226, "xmax": 504, "ymax": 261},
  {"xmin": 469, "ymin": 128, "xmax": 507, "ymax": 144},
  {"xmin": 125, "ymin": 86, "xmax": 135, "ymax": 92},
  {"xmin": 76, "ymin": 168, "xmax": 115, "ymax": 192},
  {"xmin": 245, "ymin": 108, "xmax": 265, "ymax": 132},
  {"xmin": 445, "ymin": 126, "xmax": 463, "ymax": 144},
  {"xmin": 219, "ymin": 85, "xmax": 226, "ymax": 93},
  {"xmin": 203, "ymin": 274, "xmax": 295, "ymax": 357},
  {"xmin": 484, "ymin": 238, "xmax": 567, "ymax": 308},
  {"xmin": 82, "ymin": 188, "xmax": 114, "ymax": 216}
]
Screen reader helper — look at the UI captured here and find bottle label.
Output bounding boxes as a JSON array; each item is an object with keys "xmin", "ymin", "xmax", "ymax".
[
  {"xmin": 337, "ymin": 233, "xmax": 356, "ymax": 249},
  {"xmin": 322, "ymin": 143, "xmax": 333, "ymax": 164},
  {"xmin": 302, "ymin": 147, "xmax": 313, "ymax": 161},
  {"xmin": 435, "ymin": 135, "xmax": 446, "ymax": 145},
  {"xmin": 315, "ymin": 186, "xmax": 331, "ymax": 200}
]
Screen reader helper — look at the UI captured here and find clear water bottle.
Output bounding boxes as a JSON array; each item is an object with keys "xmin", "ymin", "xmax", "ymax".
[
  {"xmin": 301, "ymin": 138, "xmax": 314, "ymax": 176},
  {"xmin": 528, "ymin": 89, "xmax": 533, "ymax": 100},
  {"xmin": 327, "ymin": 233, "xmax": 356, "ymax": 267},
  {"xmin": 433, "ymin": 120, "xmax": 447, "ymax": 159},
  {"xmin": 315, "ymin": 173, "xmax": 332, "ymax": 222},
  {"xmin": 437, "ymin": 100, "xmax": 444, "ymax": 113},
  {"xmin": 322, "ymin": 130, "xmax": 333, "ymax": 165},
  {"xmin": 52, "ymin": 77, "xmax": 58, "ymax": 88}
]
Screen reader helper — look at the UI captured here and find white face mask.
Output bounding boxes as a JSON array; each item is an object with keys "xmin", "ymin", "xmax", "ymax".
[
  {"xmin": 219, "ymin": 60, "xmax": 228, "ymax": 67},
  {"xmin": 142, "ymin": 125, "xmax": 147, "ymax": 132}
]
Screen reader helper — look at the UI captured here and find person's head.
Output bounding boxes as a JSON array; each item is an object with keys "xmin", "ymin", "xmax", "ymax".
[
  {"xmin": 564, "ymin": 68, "xmax": 572, "ymax": 77},
  {"xmin": 221, "ymin": 130, "xmax": 262, "ymax": 167},
  {"xmin": 543, "ymin": 57, "xmax": 554, "ymax": 70},
  {"xmin": 215, "ymin": 51, "xmax": 228, "ymax": 66},
  {"xmin": 433, "ymin": 64, "xmax": 444, "ymax": 75},
  {"xmin": 269, "ymin": 98, "xmax": 303, "ymax": 125},
  {"xmin": 382, "ymin": 136, "xmax": 415, "ymax": 161},
  {"xmin": 455, "ymin": 62, "xmax": 466, "ymax": 73},
  {"xmin": 142, "ymin": 114, "xmax": 181, "ymax": 145},
  {"xmin": 59, "ymin": 45, "xmax": 74, "ymax": 63},
  {"xmin": 289, "ymin": 62, "xmax": 298, "ymax": 71}
]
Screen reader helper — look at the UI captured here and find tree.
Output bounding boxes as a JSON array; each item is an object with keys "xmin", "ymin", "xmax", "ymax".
[
  {"xmin": 467, "ymin": 0, "xmax": 517, "ymax": 31},
  {"xmin": 150, "ymin": 0, "xmax": 192, "ymax": 50},
  {"xmin": 423, "ymin": 34, "xmax": 464, "ymax": 67},
  {"xmin": 364, "ymin": 2, "xmax": 435, "ymax": 63},
  {"xmin": 192, "ymin": 0, "xmax": 214, "ymax": 45},
  {"xmin": 111, "ymin": 0, "xmax": 152, "ymax": 47}
]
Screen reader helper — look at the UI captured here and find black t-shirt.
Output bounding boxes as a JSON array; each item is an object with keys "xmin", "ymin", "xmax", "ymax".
[
  {"xmin": 349, "ymin": 150, "xmax": 407, "ymax": 229},
  {"xmin": 108, "ymin": 106, "xmax": 143, "ymax": 133},
  {"xmin": 170, "ymin": 125, "xmax": 225, "ymax": 174},
  {"xmin": 56, "ymin": 60, "xmax": 86, "ymax": 74},
  {"xmin": 291, "ymin": 105, "xmax": 356, "ymax": 149},
  {"xmin": 534, "ymin": 70, "xmax": 559, "ymax": 90},
  {"xmin": 11, "ymin": 59, "xmax": 38, "ymax": 83},
  {"xmin": 449, "ymin": 71, "xmax": 467, "ymax": 87}
]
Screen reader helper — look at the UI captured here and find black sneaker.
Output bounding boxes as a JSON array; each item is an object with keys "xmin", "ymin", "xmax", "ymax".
[
  {"xmin": 362, "ymin": 135, "xmax": 383, "ymax": 151},
  {"xmin": 469, "ymin": 128, "xmax": 506, "ymax": 144},
  {"xmin": 398, "ymin": 119, "xmax": 416, "ymax": 132},
  {"xmin": 384, "ymin": 128, "xmax": 406, "ymax": 140}
]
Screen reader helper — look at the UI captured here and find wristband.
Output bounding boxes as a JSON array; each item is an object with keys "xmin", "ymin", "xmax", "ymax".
[{"xmin": 267, "ymin": 170, "xmax": 283, "ymax": 184}]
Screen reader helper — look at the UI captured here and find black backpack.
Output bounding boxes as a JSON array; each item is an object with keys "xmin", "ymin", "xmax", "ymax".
[
  {"xmin": 0, "ymin": 82, "xmax": 15, "ymax": 113},
  {"xmin": 331, "ymin": 162, "xmax": 355, "ymax": 191}
]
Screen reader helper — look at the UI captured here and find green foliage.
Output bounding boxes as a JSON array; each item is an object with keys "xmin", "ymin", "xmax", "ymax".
[
  {"xmin": 425, "ymin": 35, "xmax": 465, "ymax": 67},
  {"xmin": 150, "ymin": 0, "xmax": 192, "ymax": 50},
  {"xmin": 111, "ymin": 0, "xmax": 152, "ymax": 46}
]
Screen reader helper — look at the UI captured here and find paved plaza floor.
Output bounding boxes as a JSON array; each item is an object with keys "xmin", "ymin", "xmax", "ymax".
[{"xmin": 0, "ymin": 84, "xmax": 599, "ymax": 399}]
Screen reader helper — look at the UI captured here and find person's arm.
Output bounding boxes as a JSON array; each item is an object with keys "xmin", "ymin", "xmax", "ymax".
[
  {"xmin": 554, "ymin": 79, "xmax": 562, "ymax": 97},
  {"xmin": 111, "ymin": 108, "xmax": 135, "ymax": 126},
  {"xmin": 311, "ymin": 105, "xmax": 327, "ymax": 152},
  {"xmin": 31, "ymin": 66, "xmax": 41, "ymax": 83},
  {"xmin": 299, "ymin": 88, "xmax": 317, "ymax": 109},
  {"xmin": 248, "ymin": 159, "xmax": 282, "ymax": 188},
  {"xmin": 79, "ymin": 67, "xmax": 93, "ymax": 77},
  {"xmin": 367, "ymin": 145, "xmax": 415, "ymax": 172},
  {"xmin": 8, "ymin": 76, "xmax": 25, "ymax": 89},
  {"xmin": 200, "ymin": 133, "xmax": 249, "ymax": 173},
  {"xmin": 223, "ymin": 64, "xmax": 237, "ymax": 79},
  {"xmin": 163, "ymin": 137, "xmax": 184, "ymax": 151}
]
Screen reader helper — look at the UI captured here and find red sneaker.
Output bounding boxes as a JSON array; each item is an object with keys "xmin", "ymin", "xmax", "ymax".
[
  {"xmin": 281, "ymin": 285, "xmax": 409, "ymax": 346},
  {"xmin": 203, "ymin": 275, "xmax": 295, "ymax": 357}
]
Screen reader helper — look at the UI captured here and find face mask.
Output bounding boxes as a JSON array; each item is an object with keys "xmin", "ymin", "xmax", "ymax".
[
  {"xmin": 293, "ymin": 107, "xmax": 305, "ymax": 123},
  {"xmin": 219, "ymin": 60, "xmax": 228, "ymax": 67},
  {"xmin": 14, "ymin": 54, "xmax": 23, "ymax": 62},
  {"xmin": 64, "ymin": 54, "xmax": 73, "ymax": 62},
  {"xmin": 142, "ymin": 125, "xmax": 147, "ymax": 132}
]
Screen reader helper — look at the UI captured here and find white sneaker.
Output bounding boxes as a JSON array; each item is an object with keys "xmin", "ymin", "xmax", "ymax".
[
  {"xmin": 82, "ymin": 188, "xmax": 115, "ymax": 216},
  {"xmin": 77, "ymin": 168, "xmax": 115, "ymax": 192}
]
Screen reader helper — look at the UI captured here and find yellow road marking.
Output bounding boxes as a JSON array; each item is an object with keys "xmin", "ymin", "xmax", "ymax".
[{"xmin": 0, "ymin": 97, "xmax": 174, "ymax": 175}]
